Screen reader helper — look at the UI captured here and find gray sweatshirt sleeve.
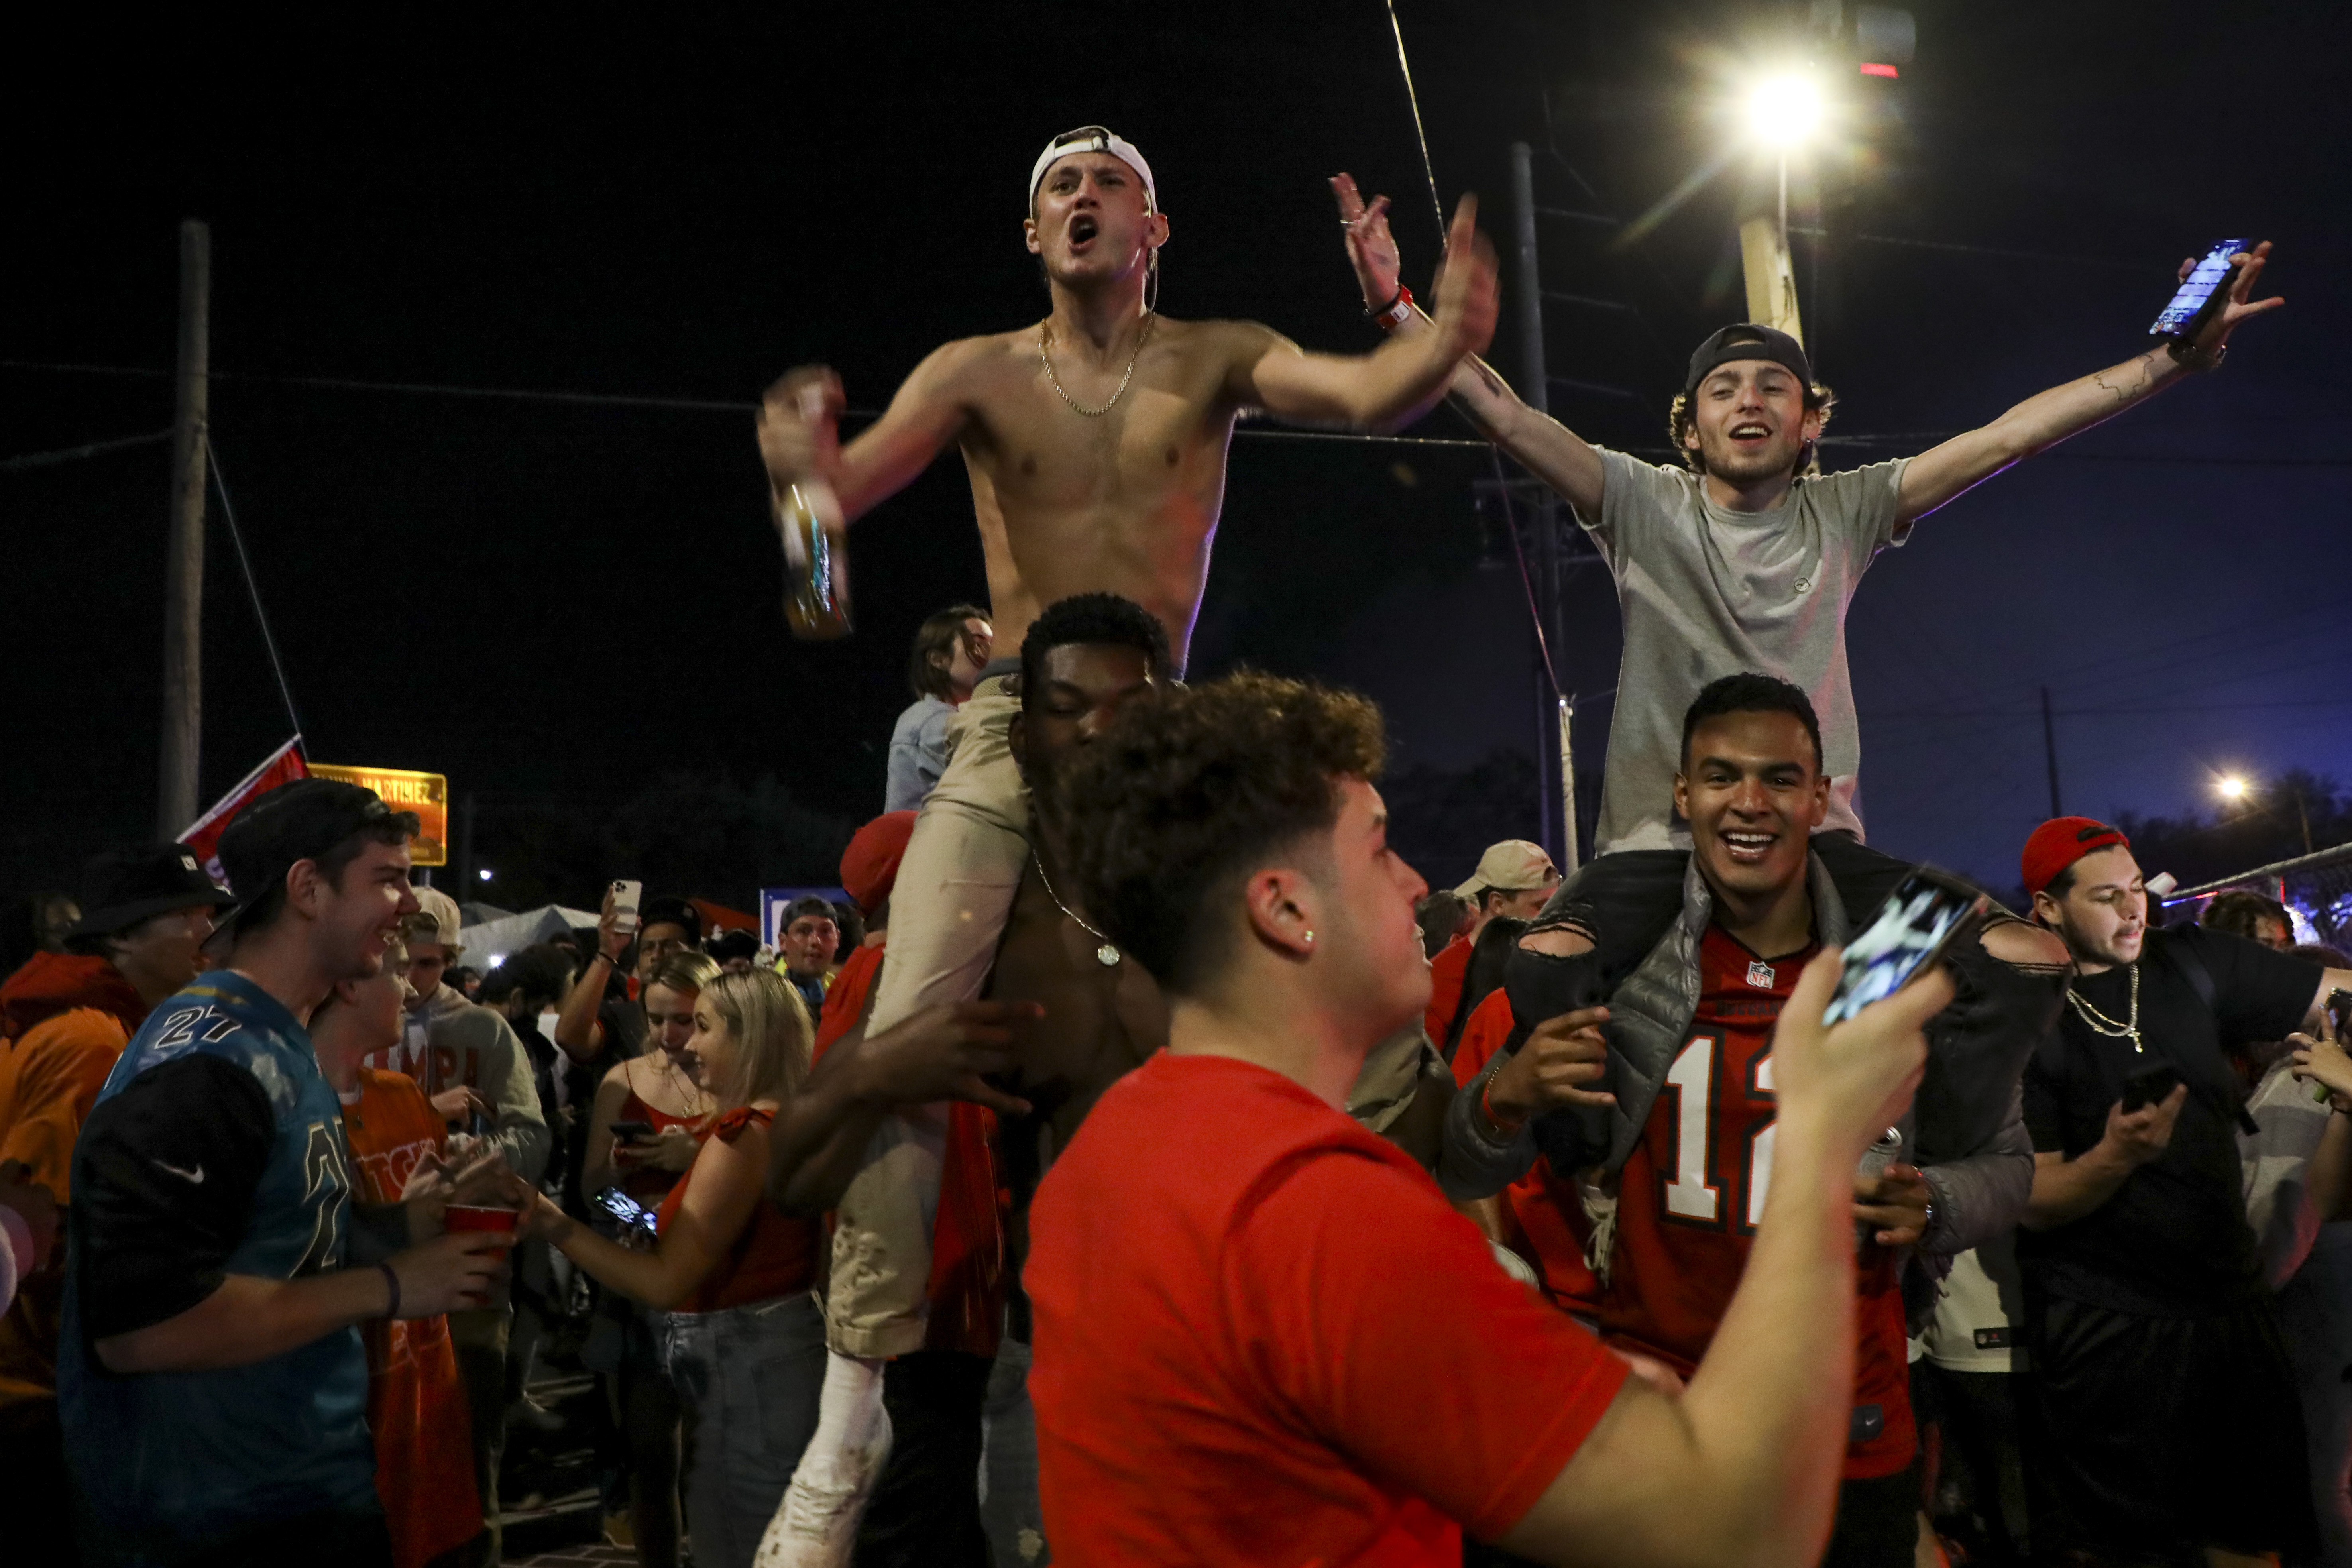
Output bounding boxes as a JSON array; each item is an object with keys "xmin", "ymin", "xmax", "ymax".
[
  {"xmin": 1437, "ymin": 1046, "xmax": 1542, "ymax": 1202},
  {"xmin": 477, "ymin": 1013, "xmax": 550, "ymax": 1186},
  {"xmin": 1917, "ymin": 1081, "xmax": 2032, "ymax": 1258}
]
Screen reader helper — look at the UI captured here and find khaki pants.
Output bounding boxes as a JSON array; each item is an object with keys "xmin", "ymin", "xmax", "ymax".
[{"xmin": 827, "ymin": 674, "xmax": 1029, "ymax": 1358}]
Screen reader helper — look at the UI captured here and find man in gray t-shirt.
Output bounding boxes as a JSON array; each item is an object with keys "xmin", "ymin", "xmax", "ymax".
[{"xmin": 1331, "ymin": 175, "xmax": 2282, "ymax": 852}]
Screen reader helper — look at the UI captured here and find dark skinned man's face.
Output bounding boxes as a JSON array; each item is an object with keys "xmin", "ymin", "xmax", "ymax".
[{"xmin": 1010, "ymin": 642, "xmax": 1160, "ymax": 791}]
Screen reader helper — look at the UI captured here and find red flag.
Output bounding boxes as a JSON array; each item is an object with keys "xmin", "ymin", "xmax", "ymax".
[{"xmin": 180, "ymin": 736, "xmax": 309, "ymax": 883}]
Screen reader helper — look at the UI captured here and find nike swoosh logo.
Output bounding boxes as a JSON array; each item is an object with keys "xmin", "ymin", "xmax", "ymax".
[{"xmin": 154, "ymin": 1160, "xmax": 206, "ymax": 1184}]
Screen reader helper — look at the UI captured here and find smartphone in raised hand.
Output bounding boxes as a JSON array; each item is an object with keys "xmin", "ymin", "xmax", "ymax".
[
  {"xmin": 2149, "ymin": 239, "xmax": 2249, "ymax": 338},
  {"xmin": 611, "ymin": 879, "xmax": 643, "ymax": 937},
  {"xmin": 1823, "ymin": 870, "xmax": 1988, "ymax": 1028}
]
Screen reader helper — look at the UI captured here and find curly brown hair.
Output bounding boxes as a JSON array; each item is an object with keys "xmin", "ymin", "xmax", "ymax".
[
  {"xmin": 1667, "ymin": 379, "xmax": 1836, "ymax": 479},
  {"xmin": 1053, "ymin": 670, "xmax": 1386, "ymax": 996}
]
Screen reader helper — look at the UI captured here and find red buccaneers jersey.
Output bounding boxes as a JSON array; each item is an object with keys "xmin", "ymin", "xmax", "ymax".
[{"xmin": 1596, "ymin": 925, "xmax": 1915, "ymax": 1479}]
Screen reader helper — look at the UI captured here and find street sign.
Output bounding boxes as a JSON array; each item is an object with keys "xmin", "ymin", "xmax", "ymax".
[{"xmin": 308, "ymin": 763, "xmax": 450, "ymax": 866}]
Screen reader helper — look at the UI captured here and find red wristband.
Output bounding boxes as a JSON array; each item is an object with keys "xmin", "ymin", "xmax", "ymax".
[{"xmin": 1368, "ymin": 285, "xmax": 1414, "ymax": 332}]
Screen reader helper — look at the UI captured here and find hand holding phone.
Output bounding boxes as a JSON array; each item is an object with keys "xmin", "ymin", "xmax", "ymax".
[
  {"xmin": 609, "ymin": 879, "xmax": 644, "ymax": 939},
  {"xmin": 1822, "ymin": 871, "xmax": 1987, "ymax": 1028},
  {"xmin": 593, "ymin": 1185, "xmax": 660, "ymax": 1238},
  {"xmin": 2150, "ymin": 239, "xmax": 2250, "ymax": 339},
  {"xmin": 608, "ymin": 1120, "xmax": 656, "ymax": 1142}
]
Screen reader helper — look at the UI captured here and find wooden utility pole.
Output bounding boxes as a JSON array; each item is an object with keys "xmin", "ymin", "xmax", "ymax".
[{"xmin": 157, "ymin": 220, "xmax": 210, "ymax": 837}]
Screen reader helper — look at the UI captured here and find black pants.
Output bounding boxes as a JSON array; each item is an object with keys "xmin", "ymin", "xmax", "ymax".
[
  {"xmin": 2025, "ymin": 1291, "xmax": 2315, "ymax": 1564},
  {"xmin": 855, "ymin": 1350, "xmax": 991, "ymax": 1568},
  {"xmin": 1923, "ymin": 1364, "xmax": 2033, "ymax": 1567}
]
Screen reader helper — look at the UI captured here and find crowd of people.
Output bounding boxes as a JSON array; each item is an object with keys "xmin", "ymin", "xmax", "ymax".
[{"xmin": 0, "ymin": 124, "xmax": 2329, "ymax": 1568}]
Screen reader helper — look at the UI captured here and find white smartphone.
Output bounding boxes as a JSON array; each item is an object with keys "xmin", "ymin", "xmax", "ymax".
[{"xmin": 611, "ymin": 878, "xmax": 643, "ymax": 937}]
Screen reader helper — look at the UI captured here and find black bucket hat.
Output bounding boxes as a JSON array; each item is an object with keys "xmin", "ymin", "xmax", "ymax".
[{"xmin": 67, "ymin": 842, "xmax": 238, "ymax": 939}]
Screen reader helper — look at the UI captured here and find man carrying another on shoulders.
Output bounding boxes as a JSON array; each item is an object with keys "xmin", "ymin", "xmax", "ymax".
[
  {"xmin": 58, "ymin": 780, "xmax": 507, "ymax": 1567},
  {"xmin": 756, "ymin": 122, "xmax": 1498, "ymax": 1553},
  {"xmin": 1025, "ymin": 668, "xmax": 1951, "ymax": 1566}
]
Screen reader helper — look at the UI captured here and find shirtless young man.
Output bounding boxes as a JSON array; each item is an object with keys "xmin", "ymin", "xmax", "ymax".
[
  {"xmin": 754, "ymin": 126, "xmax": 1497, "ymax": 1556},
  {"xmin": 1329, "ymin": 173, "xmax": 2281, "ymax": 855}
]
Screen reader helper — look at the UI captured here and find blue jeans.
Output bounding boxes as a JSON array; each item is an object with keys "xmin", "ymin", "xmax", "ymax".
[
  {"xmin": 981, "ymin": 1335, "xmax": 1049, "ymax": 1565},
  {"xmin": 653, "ymin": 1292, "xmax": 825, "ymax": 1568}
]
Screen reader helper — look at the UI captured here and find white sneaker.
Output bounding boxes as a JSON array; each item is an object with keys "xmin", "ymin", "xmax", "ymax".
[{"xmin": 755, "ymin": 1413, "xmax": 893, "ymax": 1568}]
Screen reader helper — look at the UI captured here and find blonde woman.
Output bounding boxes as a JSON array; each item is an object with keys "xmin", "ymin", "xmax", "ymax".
[
  {"xmin": 577, "ymin": 948, "xmax": 718, "ymax": 1568},
  {"xmin": 520, "ymin": 968, "xmax": 823, "ymax": 1568}
]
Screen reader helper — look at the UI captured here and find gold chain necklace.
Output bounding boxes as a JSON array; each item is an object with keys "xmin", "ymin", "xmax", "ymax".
[
  {"xmin": 2065, "ymin": 963, "xmax": 2142, "ymax": 1051},
  {"xmin": 1039, "ymin": 313, "xmax": 1153, "ymax": 417},
  {"xmin": 1033, "ymin": 851, "xmax": 1120, "ymax": 967}
]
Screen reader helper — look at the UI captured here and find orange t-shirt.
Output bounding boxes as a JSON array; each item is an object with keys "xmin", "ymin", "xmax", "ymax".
[
  {"xmin": 0, "ymin": 1007, "xmax": 131, "ymax": 1201},
  {"xmin": 1451, "ymin": 989, "xmax": 1601, "ymax": 1317},
  {"xmin": 341, "ymin": 1068, "xmax": 481, "ymax": 1568},
  {"xmin": 656, "ymin": 1106, "xmax": 820, "ymax": 1313},
  {"xmin": 813, "ymin": 938, "xmax": 1005, "ymax": 1358}
]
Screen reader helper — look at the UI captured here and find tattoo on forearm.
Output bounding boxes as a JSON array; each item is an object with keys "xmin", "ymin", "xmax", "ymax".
[
  {"xmin": 2091, "ymin": 356, "xmax": 2161, "ymax": 408},
  {"xmin": 1473, "ymin": 363, "xmax": 1506, "ymax": 400}
]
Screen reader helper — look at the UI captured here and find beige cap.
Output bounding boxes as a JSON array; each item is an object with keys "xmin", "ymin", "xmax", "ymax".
[
  {"xmin": 1452, "ymin": 840, "xmax": 1558, "ymax": 900},
  {"xmin": 409, "ymin": 886, "xmax": 463, "ymax": 953}
]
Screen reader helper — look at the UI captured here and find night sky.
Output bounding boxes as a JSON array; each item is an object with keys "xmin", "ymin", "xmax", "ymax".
[{"xmin": 6, "ymin": 0, "xmax": 2346, "ymax": 903}]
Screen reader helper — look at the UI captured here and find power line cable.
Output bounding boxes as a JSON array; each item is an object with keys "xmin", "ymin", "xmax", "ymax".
[
  {"xmin": 203, "ymin": 435, "xmax": 305, "ymax": 744},
  {"xmin": 0, "ymin": 427, "xmax": 171, "ymax": 471},
  {"xmin": 1380, "ymin": 0, "xmax": 1449, "ymax": 245}
]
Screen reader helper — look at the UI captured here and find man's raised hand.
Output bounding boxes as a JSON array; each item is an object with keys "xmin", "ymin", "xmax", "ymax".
[
  {"xmin": 1487, "ymin": 1006, "xmax": 1615, "ymax": 1123},
  {"xmin": 756, "ymin": 366, "xmax": 845, "ymax": 495},
  {"xmin": 2183, "ymin": 241, "xmax": 2283, "ymax": 355},
  {"xmin": 1428, "ymin": 193, "xmax": 1499, "ymax": 364},
  {"xmin": 1330, "ymin": 173, "xmax": 1403, "ymax": 310}
]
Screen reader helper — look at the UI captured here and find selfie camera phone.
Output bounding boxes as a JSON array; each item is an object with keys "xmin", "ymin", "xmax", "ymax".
[
  {"xmin": 1822, "ymin": 871, "xmax": 1987, "ymax": 1028},
  {"xmin": 611, "ymin": 878, "xmax": 644, "ymax": 937},
  {"xmin": 594, "ymin": 1185, "xmax": 660, "ymax": 1236},
  {"xmin": 2120, "ymin": 1063, "xmax": 2181, "ymax": 1114},
  {"xmin": 2148, "ymin": 238, "xmax": 2248, "ymax": 338},
  {"xmin": 608, "ymin": 1120, "xmax": 656, "ymax": 1142}
]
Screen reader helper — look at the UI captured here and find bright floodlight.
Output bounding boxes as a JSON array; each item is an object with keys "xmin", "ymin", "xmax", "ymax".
[
  {"xmin": 1744, "ymin": 73, "xmax": 1825, "ymax": 149},
  {"xmin": 2216, "ymin": 775, "xmax": 2249, "ymax": 800},
  {"xmin": 478, "ymin": 867, "xmax": 495, "ymax": 881}
]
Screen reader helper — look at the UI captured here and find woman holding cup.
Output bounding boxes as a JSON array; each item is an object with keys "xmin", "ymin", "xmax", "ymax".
[{"xmin": 518, "ymin": 967, "xmax": 822, "ymax": 1568}]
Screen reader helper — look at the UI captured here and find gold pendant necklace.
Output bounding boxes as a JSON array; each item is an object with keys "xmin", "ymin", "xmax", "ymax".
[
  {"xmin": 1040, "ymin": 313, "xmax": 1153, "ymax": 417},
  {"xmin": 1034, "ymin": 852, "xmax": 1120, "ymax": 967},
  {"xmin": 2065, "ymin": 963, "xmax": 2142, "ymax": 1051}
]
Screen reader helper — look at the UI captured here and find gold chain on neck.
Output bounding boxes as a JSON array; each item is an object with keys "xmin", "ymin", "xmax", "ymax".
[
  {"xmin": 1040, "ymin": 312, "xmax": 1154, "ymax": 417},
  {"xmin": 2065, "ymin": 962, "xmax": 2142, "ymax": 1051}
]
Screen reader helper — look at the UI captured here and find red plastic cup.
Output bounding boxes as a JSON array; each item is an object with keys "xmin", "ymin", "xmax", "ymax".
[{"xmin": 445, "ymin": 1205, "xmax": 519, "ymax": 1249}]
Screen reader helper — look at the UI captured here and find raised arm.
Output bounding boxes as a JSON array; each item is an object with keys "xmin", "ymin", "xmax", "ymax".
[
  {"xmin": 756, "ymin": 338, "xmax": 982, "ymax": 526},
  {"xmin": 1332, "ymin": 173, "xmax": 1605, "ymax": 516},
  {"xmin": 1896, "ymin": 242, "xmax": 2281, "ymax": 523},
  {"xmin": 1233, "ymin": 193, "xmax": 1497, "ymax": 433}
]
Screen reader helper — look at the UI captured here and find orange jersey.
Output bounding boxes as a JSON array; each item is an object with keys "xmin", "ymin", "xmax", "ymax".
[
  {"xmin": 1597, "ymin": 927, "xmax": 1914, "ymax": 1479},
  {"xmin": 340, "ymin": 1068, "xmax": 481, "ymax": 1568},
  {"xmin": 1452, "ymin": 989, "xmax": 1599, "ymax": 1318}
]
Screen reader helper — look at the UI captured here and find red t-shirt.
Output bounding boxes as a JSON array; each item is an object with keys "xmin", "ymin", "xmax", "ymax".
[
  {"xmin": 1423, "ymin": 934, "xmax": 1473, "ymax": 1051},
  {"xmin": 655, "ymin": 1106, "xmax": 820, "ymax": 1313},
  {"xmin": 1027, "ymin": 1053, "xmax": 1629, "ymax": 1565},
  {"xmin": 1597, "ymin": 925, "xmax": 1914, "ymax": 1479},
  {"xmin": 1451, "ymin": 988, "xmax": 1601, "ymax": 1318},
  {"xmin": 812, "ymin": 938, "xmax": 1005, "ymax": 1358},
  {"xmin": 341, "ymin": 1069, "xmax": 482, "ymax": 1568}
]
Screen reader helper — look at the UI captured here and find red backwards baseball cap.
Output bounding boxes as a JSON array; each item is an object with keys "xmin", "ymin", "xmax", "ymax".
[
  {"xmin": 841, "ymin": 812, "xmax": 918, "ymax": 916},
  {"xmin": 2021, "ymin": 817, "xmax": 2132, "ymax": 898}
]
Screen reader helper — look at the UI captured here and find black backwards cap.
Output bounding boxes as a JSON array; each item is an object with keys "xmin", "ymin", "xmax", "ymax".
[
  {"xmin": 207, "ymin": 778, "xmax": 400, "ymax": 948},
  {"xmin": 1683, "ymin": 324, "xmax": 1814, "ymax": 399}
]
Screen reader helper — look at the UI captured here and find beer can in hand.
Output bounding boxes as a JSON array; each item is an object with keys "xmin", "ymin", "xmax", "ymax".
[{"xmin": 778, "ymin": 479, "xmax": 852, "ymax": 641}]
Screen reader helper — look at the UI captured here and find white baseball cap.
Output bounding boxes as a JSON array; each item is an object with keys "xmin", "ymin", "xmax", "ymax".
[
  {"xmin": 1452, "ymin": 840, "xmax": 1558, "ymax": 900},
  {"xmin": 1028, "ymin": 125, "xmax": 1156, "ymax": 215},
  {"xmin": 409, "ymin": 885, "xmax": 463, "ymax": 955}
]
